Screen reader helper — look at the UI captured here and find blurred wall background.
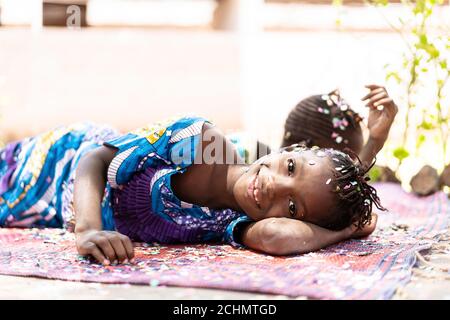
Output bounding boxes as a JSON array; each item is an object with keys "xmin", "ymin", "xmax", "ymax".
[{"xmin": 0, "ymin": 0, "xmax": 448, "ymax": 183}]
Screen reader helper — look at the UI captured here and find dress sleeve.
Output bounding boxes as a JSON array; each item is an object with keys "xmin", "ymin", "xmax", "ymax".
[
  {"xmin": 104, "ymin": 116, "xmax": 208, "ymax": 188},
  {"xmin": 222, "ymin": 215, "xmax": 254, "ymax": 248}
]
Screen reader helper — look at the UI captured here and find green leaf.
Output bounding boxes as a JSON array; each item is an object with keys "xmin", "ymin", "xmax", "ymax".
[
  {"xmin": 416, "ymin": 134, "xmax": 426, "ymax": 149},
  {"xmin": 386, "ymin": 71, "xmax": 402, "ymax": 83},
  {"xmin": 393, "ymin": 147, "xmax": 410, "ymax": 161},
  {"xmin": 415, "ymin": 42, "xmax": 440, "ymax": 59},
  {"xmin": 413, "ymin": 0, "xmax": 426, "ymax": 15},
  {"xmin": 419, "ymin": 34, "xmax": 428, "ymax": 46},
  {"xmin": 419, "ymin": 120, "xmax": 435, "ymax": 130}
]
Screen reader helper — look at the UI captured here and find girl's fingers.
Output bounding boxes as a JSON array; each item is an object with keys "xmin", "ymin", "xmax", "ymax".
[
  {"xmin": 367, "ymin": 92, "xmax": 388, "ymax": 106},
  {"xmin": 94, "ymin": 236, "xmax": 117, "ymax": 262},
  {"xmin": 80, "ymin": 242, "xmax": 109, "ymax": 265},
  {"xmin": 361, "ymin": 87, "xmax": 384, "ymax": 101},
  {"xmin": 365, "ymin": 84, "xmax": 383, "ymax": 90},
  {"xmin": 120, "ymin": 234, "xmax": 135, "ymax": 261},
  {"xmin": 105, "ymin": 234, "xmax": 128, "ymax": 263},
  {"xmin": 88, "ymin": 244, "xmax": 110, "ymax": 265},
  {"xmin": 375, "ymin": 97, "xmax": 397, "ymax": 113},
  {"xmin": 374, "ymin": 97, "xmax": 394, "ymax": 107}
]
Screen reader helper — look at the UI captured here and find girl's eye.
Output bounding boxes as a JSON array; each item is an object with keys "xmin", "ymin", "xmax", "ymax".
[
  {"xmin": 288, "ymin": 199, "xmax": 297, "ymax": 217},
  {"xmin": 287, "ymin": 158, "xmax": 295, "ymax": 176}
]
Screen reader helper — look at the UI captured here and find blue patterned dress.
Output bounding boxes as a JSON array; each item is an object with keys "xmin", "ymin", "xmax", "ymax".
[
  {"xmin": 0, "ymin": 122, "xmax": 118, "ymax": 230},
  {"xmin": 0, "ymin": 117, "xmax": 252, "ymax": 246}
]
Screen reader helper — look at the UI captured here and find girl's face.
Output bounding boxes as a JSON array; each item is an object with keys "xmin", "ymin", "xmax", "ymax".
[{"xmin": 233, "ymin": 149, "xmax": 337, "ymax": 225}]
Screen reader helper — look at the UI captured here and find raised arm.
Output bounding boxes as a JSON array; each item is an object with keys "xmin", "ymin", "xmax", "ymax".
[
  {"xmin": 241, "ymin": 215, "xmax": 378, "ymax": 256},
  {"xmin": 359, "ymin": 84, "xmax": 398, "ymax": 166},
  {"xmin": 74, "ymin": 146, "xmax": 134, "ymax": 265}
]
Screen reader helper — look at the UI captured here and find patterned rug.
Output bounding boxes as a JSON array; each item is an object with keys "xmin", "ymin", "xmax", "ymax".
[{"xmin": 0, "ymin": 182, "xmax": 449, "ymax": 299}]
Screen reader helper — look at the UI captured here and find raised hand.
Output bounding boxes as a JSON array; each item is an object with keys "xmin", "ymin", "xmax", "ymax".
[{"xmin": 362, "ymin": 84, "xmax": 398, "ymax": 142}]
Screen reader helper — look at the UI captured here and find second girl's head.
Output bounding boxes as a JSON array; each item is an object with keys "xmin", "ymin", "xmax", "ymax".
[
  {"xmin": 233, "ymin": 145, "xmax": 384, "ymax": 231},
  {"xmin": 281, "ymin": 90, "xmax": 364, "ymax": 155}
]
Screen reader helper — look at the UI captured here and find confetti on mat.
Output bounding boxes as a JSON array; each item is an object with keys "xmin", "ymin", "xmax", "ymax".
[{"xmin": 0, "ymin": 183, "xmax": 448, "ymax": 300}]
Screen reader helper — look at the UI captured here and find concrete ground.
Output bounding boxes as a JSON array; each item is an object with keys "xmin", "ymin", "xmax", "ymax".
[
  {"xmin": 393, "ymin": 231, "xmax": 450, "ymax": 300},
  {"xmin": 1, "ymin": 230, "xmax": 449, "ymax": 300}
]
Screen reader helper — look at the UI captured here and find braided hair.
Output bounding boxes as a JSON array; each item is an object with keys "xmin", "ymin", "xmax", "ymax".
[
  {"xmin": 323, "ymin": 148, "xmax": 386, "ymax": 230},
  {"xmin": 282, "ymin": 90, "xmax": 364, "ymax": 154},
  {"xmin": 284, "ymin": 144, "xmax": 386, "ymax": 231}
]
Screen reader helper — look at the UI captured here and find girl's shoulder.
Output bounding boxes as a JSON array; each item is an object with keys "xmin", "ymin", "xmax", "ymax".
[
  {"xmin": 105, "ymin": 116, "xmax": 211, "ymax": 188},
  {"xmin": 130, "ymin": 116, "xmax": 210, "ymax": 138}
]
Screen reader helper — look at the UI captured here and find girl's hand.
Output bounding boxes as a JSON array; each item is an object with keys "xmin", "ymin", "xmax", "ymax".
[
  {"xmin": 76, "ymin": 230, "xmax": 135, "ymax": 265},
  {"xmin": 362, "ymin": 84, "xmax": 398, "ymax": 143},
  {"xmin": 348, "ymin": 213, "xmax": 378, "ymax": 238}
]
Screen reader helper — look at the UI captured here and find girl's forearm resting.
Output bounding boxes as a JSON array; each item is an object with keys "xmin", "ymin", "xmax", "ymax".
[
  {"xmin": 74, "ymin": 146, "xmax": 115, "ymax": 234},
  {"xmin": 73, "ymin": 146, "xmax": 135, "ymax": 265},
  {"xmin": 241, "ymin": 218, "xmax": 351, "ymax": 256}
]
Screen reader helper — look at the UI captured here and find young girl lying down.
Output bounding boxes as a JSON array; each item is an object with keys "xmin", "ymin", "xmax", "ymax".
[{"xmin": 0, "ymin": 115, "xmax": 385, "ymax": 265}]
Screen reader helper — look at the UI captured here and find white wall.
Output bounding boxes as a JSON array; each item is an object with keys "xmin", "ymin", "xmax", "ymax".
[{"xmin": 0, "ymin": 28, "xmax": 242, "ymax": 140}]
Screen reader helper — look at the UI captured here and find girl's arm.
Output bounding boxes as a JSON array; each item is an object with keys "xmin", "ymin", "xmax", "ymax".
[
  {"xmin": 74, "ymin": 146, "xmax": 134, "ymax": 265},
  {"xmin": 359, "ymin": 84, "xmax": 398, "ymax": 166},
  {"xmin": 359, "ymin": 137, "xmax": 384, "ymax": 167},
  {"xmin": 240, "ymin": 215, "xmax": 377, "ymax": 256}
]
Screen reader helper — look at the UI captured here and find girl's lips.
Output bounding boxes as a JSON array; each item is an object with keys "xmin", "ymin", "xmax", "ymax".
[{"xmin": 247, "ymin": 168, "xmax": 261, "ymax": 209}]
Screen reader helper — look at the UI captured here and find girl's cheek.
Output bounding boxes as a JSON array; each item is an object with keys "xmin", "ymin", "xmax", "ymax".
[{"xmin": 266, "ymin": 203, "xmax": 286, "ymax": 219}]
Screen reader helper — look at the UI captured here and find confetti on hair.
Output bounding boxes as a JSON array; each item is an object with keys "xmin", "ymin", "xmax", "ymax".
[
  {"xmin": 282, "ymin": 90, "xmax": 364, "ymax": 149},
  {"xmin": 324, "ymin": 148, "xmax": 387, "ymax": 230},
  {"xmin": 316, "ymin": 151, "xmax": 326, "ymax": 157}
]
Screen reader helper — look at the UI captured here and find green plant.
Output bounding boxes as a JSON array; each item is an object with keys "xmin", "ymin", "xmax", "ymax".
[{"xmin": 367, "ymin": 0, "xmax": 450, "ymax": 172}]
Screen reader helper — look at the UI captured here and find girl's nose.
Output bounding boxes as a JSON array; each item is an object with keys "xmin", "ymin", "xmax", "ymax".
[{"xmin": 268, "ymin": 174, "xmax": 292, "ymax": 201}]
